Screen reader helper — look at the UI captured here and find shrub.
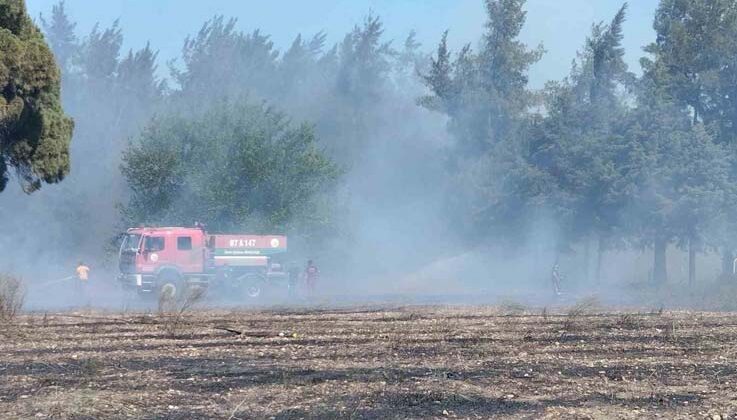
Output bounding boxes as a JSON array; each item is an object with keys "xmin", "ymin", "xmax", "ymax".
[{"xmin": 0, "ymin": 274, "xmax": 25, "ymax": 322}]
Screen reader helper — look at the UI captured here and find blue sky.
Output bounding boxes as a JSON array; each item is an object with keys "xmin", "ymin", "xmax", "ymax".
[{"xmin": 27, "ymin": 0, "xmax": 659, "ymax": 87}]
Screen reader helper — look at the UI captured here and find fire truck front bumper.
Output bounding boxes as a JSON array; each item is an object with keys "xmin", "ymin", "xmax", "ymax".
[{"xmin": 118, "ymin": 273, "xmax": 155, "ymax": 292}]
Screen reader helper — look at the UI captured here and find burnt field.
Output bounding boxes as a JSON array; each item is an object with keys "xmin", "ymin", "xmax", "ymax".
[{"xmin": 1, "ymin": 304, "xmax": 737, "ymax": 419}]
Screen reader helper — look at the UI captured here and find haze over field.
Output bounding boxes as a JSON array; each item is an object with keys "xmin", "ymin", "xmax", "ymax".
[
  {"xmin": 3, "ymin": 0, "xmax": 737, "ymax": 309},
  {"xmin": 9, "ymin": 4, "xmax": 737, "ymax": 419}
]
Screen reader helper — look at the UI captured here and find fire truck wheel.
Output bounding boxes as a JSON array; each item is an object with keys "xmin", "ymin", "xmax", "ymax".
[
  {"xmin": 236, "ymin": 273, "xmax": 265, "ymax": 299},
  {"xmin": 246, "ymin": 281, "xmax": 262, "ymax": 298},
  {"xmin": 158, "ymin": 272, "xmax": 183, "ymax": 300}
]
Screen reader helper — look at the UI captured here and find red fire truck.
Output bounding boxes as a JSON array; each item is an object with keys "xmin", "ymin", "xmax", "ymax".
[{"xmin": 117, "ymin": 225, "xmax": 288, "ymax": 299}]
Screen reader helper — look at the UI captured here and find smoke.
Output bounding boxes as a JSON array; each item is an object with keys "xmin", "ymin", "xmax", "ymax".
[
  {"xmin": 0, "ymin": 5, "xmax": 457, "ymax": 309},
  {"xmin": 2, "ymin": 0, "xmax": 724, "ymax": 312}
]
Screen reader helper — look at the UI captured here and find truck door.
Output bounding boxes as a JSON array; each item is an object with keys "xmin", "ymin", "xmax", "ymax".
[
  {"xmin": 176, "ymin": 234, "xmax": 205, "ymax": 273},
  {"xmin": 141, "ymin": 235, "xmax": 166, "ymax": 273}
]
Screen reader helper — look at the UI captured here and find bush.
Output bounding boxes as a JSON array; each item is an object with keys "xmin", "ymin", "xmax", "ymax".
[
  {"xmin": 158, "ymin": 286, "xmax": 206, "ymax": 336},
  {"xmin": 120, "ymin": 99, "xmax": 340, "ymax": 236},
  {"xmin": 559, "ymin": 296, "xmax": 601, "ymax": 338},
  {"xmin": 0, "ymin": 274, "xmax": 25, "ymax": 322}
]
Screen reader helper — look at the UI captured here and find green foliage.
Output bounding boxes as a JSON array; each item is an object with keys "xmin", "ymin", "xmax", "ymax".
[
  {"xmin": 120, "ymin": 99, "xmax": 340, "ymax": 236},
  {"xmin": 419, "ymin": 1, "xmax": 736, "ymax": 286},
  {"xmin": 622, "ymin": 104, "xmax": 730, "ymax": 281},
  {"xmin": 8, "ymin": 3, "xmax": 165, "ymax": 263},
  {"xmin": 82, "ymin": 21, "xmax": 122, "ymax": 81},
  {"xmin": 517, "ymin": 4, "xmax": 633, "ymax": 248},
  {"xmin": 173, "ymin": 16, "xmax": 277, "ymax": 102},
  {"xmin": 11, "ymin": 0, "xmax": 737, "ymax": 288},
  {"xmin": 420, "ymin": 0, "xmax": 544, "ymax": 158},
  {"xmin": 39, "ymin": 0, "xmax": 76, "ymax": 72},
  {"xmin": 0, "ymin": 0, "xmax": 73, "ymax": 192},
  {"xmin": 586, "ymin": 4, "xmax": 631, "ymax": 107},
  {"xmin": 8, "ymin": 4, "xmax": 438, "ymax": 270},
  {"xmin": 419, "ymin": 0, "xmax": 544, "ymax": 241},
  {"xmin": 167, "ymin": 13, "xmax": 401, "ymax": 165},
  {"xmin": 640, "ymin": 0, "xmax": 737, "ymax": 279},
  {"xmin": 336, "ymin": 13, "xmax": 393, "ymax": 103},
  {"xmin": 278, "ymin": 32, "xmax": 327, "ymax": 95},
  {"xmin": 642, "ymin": 0, "xmax": 737, "ymax": 134}
]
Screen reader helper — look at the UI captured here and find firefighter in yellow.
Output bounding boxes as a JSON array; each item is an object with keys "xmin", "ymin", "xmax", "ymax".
[{"xmin": 75, "ymin": 261, "xmax": 90, "ymax": 300}]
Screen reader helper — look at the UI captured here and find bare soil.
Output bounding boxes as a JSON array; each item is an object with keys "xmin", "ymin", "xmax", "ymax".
[{"xmin": 1, "ymin": 305, "xmax": 736, "ymax": 419}]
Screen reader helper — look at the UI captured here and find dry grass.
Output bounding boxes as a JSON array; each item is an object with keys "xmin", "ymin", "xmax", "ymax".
[
  {"xmin": 157, "ymin": 285, "xmax": 206, "ymax": 336},
  {"xmin": 0, "ymin": 274, "xmax": 24, "ymax": 323},
  {"xmin": 559, "ymin": 296, "xmax": 601, "ymax": 338},
  {"xmin": 616, "ymin": 313, "xmax": 642, "ymax": 329},
  {"xmin": 499, "ymin": 299, "xmax": 527, "ymax": 315},
  {"xmin": 2, "ymin": 306, "xmax": 737, "ymax": 419}
]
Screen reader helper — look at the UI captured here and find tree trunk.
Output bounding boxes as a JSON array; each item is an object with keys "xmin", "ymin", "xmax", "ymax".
[
  {"xmin": 688, "ymin": 238, "xmax": 696, "ymax": 287},
  {"xmin": 653, "ymin": 238, "xmax": 667, "ymax": 285}
]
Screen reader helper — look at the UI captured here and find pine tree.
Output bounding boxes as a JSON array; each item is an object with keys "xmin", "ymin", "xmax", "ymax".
[
  {"xmin": 81, "ymin": 20, "xmax": 122, "ymax": 84},
  {"xmin": 39, "ymin": 0, "xmax": 77, "ymax": 73},
  {"xmin": 115, "ymin": 42, "xmax": 163, "ymax": 128},
  {"xmin": 642, "ymin": 0, "xmax": 737, "ymax": 129},
  {"xmin": 421, "ymin": 0, "xmax": 543, "ymax": 158},
  {"xmin": 329, "ymin": 13, "xmax": 394, "ymax": 162},
  {"xmin": 279, "ymin": 32, "xmax": 325, "ymax": 96},
  {"xmin": 625, "ymin": 103, "xmax": 729, "ymax": 285},
  {"xmin": 395, "ymin": 30, "xmax": 424, "ymax": 77},
  {"xmin": 417, "ymin": 0, "xmax": 543, "ymax": 243},
  {"xmin": 336, "ymin": 13, "xmax": 393, "ymax": 104},
  {"xmin": 524, "ymin": 4, "xmax": 632, "ymax": 278},
  {"xmin": 642, "ymin": 0, "xmax": 737, "ymax": 281},
  {"xmin": 0, "ymin": 0, "xmax": 74, "ymax": 192},
  {"xmin": 173, "ymin": 16, "xmax": 278, "ymax": 103}
]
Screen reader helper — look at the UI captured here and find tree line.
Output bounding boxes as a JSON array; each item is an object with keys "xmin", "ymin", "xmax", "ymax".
[
  {"xmin": 3, "ymin": 1, "xmax": 442, "ymax": 271},
  {"xmin": 422, "ymin": 0, "xmax": 737, "ymax": 284}
]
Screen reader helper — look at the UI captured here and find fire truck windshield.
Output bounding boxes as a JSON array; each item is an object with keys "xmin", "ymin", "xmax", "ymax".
[{"xmin": 121, "ymin": 233, "xmax": 142, "ymax": 252}]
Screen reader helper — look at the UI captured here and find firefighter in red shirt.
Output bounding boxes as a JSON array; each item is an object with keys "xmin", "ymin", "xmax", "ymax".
[{"xmin": 303, "ymin": 260, "xmax": 319, "ymax": 294}]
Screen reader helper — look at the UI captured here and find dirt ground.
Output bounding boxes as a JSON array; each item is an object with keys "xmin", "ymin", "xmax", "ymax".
[{"xmin": 1, "ymin": 303, "xmax": 736, "ymax": 419}]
